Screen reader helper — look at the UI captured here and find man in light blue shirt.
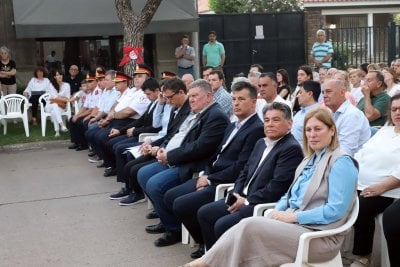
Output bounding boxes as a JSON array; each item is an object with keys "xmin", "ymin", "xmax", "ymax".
[
  {"xmin": 208, "ymin": 70, "xmax": 233, "ymax": 118},
  {"xmin": 292, "ymin": 80, "xmax": 321, "ymax": 145},
  {"xmin": 323, "ymin": 79, "xmax": 371, "ymax": 156}
]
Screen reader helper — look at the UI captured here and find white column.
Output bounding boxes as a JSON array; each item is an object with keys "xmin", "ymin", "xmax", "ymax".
[
  {"xmin": 368, "ymin": 13, "xmax": 374, "ymax": 59},
  {"xmin": 191, "ymin": 31, "xmax": 200, "ymax": 79}
]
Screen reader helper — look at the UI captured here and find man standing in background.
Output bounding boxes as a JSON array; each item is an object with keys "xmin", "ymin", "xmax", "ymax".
[
  {"xmin": 202, "ymin": 31, "xmax": 225, "ymax": 71},
  {"xmin": 175, "ymin": 35, "xmax": 195, "ymax": 78},
  {"xmin": 309, "ymin": 29, "xmax": 334, "ymax": 70}
]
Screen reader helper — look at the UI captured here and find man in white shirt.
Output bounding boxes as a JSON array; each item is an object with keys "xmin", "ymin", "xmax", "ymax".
[
  {"xmin": 323, "ymin": 78, "xmax": 371, "ymax": 156},
  {"xmin": 258, "ymin": 72, "xmax": 292, "ymax": 108},
  {"xmin": 88, "ymin": 70, "xmax": 150, "ymax": 163}
]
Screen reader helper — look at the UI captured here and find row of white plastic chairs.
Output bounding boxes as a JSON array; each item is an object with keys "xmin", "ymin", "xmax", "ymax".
[{"xmin": 0, "ymin": 93, "xmax": 80, "ymax": 137}]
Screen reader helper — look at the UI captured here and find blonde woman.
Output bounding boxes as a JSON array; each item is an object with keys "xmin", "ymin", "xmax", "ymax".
[
  {"xmin": 0, "ymin": 46, "xmax": 17, "ymax": 95},
  {"xmin": 182, "ymin": 107, "xmax": 358, "ymax": 267}
]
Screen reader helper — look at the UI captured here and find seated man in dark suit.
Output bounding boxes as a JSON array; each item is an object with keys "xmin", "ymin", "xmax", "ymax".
[
  {"xmin": 108, "ymin": 77, "xmax": 191, "ymax": 205},
  {"xmin": 137, "ymin": 79, "xmax": 230, "ymax": 247},
  {"xmin": 197, "ymin": 102, "xmax": 304, "ymax": 250},
  {"xmin": 165, "ymin": 81, "xmax": 264, "ymax": 256},
  {"xmin": 101, "ymin": 77, "xmax": 162, "ymax": 177}
]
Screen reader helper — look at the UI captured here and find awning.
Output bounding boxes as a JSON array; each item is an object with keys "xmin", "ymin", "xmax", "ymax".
[{"xmin": 12, "ymin": 0, "xmax": 199, "ymax": 38}]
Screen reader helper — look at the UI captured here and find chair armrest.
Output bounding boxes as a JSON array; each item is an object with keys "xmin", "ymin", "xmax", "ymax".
[
  {"xmin": 294, "ymin": 198, "xmax": 359, "ymax": 264},
  {"xmin": 214, "ymin": 183, "xmax": 234, "ymax": 201},
  {"xmin": 138, "ymin": 133, "xmax": 158, "ymax": 142},
  {"xmin": 253, "ymin": 203, "xmax": 277, "ymax": 216}
]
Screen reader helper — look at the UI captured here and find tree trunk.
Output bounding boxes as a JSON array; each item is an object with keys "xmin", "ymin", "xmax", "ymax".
[{"xmin": 115, "ymin": 0, "xmax": 161, "ymax": 79}]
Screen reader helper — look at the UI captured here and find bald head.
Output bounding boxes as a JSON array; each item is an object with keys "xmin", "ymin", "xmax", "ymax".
[
  {"xmin": 323, "ymin": 79, "xmax": 346, "ymax": 112},
  {"xmin": 181, "ymin": 73, "xmax": 194, "ymax": 87}
]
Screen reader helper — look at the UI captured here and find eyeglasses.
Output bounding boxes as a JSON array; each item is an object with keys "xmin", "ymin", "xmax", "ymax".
[
  {"xmin": 164, "ymin": 92, "xmax": 178, "ymax": 100},
  {"xmin": 391, "ymin": 107, "xmax": 400, "ymax": 112}
]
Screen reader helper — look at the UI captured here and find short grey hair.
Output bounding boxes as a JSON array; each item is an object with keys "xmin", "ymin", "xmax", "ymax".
[
  {"xmin": 248, "ymin": 71, "xmax": 261, "ymax": 79},
  {"xmin": 0, "ymin": 46, "xmax": 10, "ymax": 54},
  {"xmin": 231, "ymin": 77, "xmax": 251, "ymax": 90},
  {"xmin": 325, "ymin": 78, "xmax": 346, "ymax": 90},
  {"xmin": 316, "ymin": 29, "xmax": 326, "ymax": 36},
  {"xmin": 105, "ymin": 70, "xmax": 116, "ymax": 79},
  {"xmin": 188, "ymin": 79, "xmax": 212, "ymax": 93}
]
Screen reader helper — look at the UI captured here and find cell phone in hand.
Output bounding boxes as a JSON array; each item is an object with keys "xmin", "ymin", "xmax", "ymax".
[{"xmin": 225, "ymin": 192, "xmax": 237, "ymax": 206}]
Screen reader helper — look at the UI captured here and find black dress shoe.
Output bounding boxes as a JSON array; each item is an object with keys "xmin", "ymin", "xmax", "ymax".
[
  {"xmin": 154, "ymin": 231, "xmax": 181, "ymax": 247},
  {"xmin": 68, "ymin": 143, "xmax": 79, "ymax": 149},
  {"xmin": 145, "ymin": 223, "xmax": 165, "ymax": 234},
  {"xmin": 190, "ymin": 245, "xmax": 205, "ymax": 259},
  {"xmin": 103, "ymin": 168, "xmax": 117, "ymax": 177},
  {"xmin": 146, "ymin": 210, "xmax": 159, "ymax": 219},
  {"xmin": 96, "ymin": 162, "xmax": 105, "ymax": 168},
  {"xmin": 75, "ymin": 145, "xmax": 89, "ymax": 151}
]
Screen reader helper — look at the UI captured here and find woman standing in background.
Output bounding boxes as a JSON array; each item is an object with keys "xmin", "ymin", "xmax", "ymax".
[{"xmin": 0, "ymin": 46, "xmax": 17, "ymax": 95}]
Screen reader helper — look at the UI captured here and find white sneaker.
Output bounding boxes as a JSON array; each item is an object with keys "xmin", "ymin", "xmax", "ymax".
[
  {"xmin": 55, "ymin": 132, "xmax": 60, "ymax": 137},
  {"xmin": 60, "ymin": 126, "xmax": 68, "ymax": 132},
  {"xmin": 88, "ymin": 155, "xmax": 102, "ymax": 163},
  {"xmin": 350, "ymin": 257, "xmax": 371, "ymax": 267}
]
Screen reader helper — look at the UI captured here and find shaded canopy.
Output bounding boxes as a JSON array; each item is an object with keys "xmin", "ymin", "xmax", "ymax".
[{"xmin": 13, "ymin": 0, "xmax": 198, "ymax": 38}]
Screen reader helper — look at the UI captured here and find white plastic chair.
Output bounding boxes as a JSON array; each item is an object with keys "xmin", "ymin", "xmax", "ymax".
[
  {"xmin": 215, "ymin": 183, "xmax": 235, "ymax": 201},
  {"xmin": 254, "ymin": 199, "xmax": 359, "ymax": 267},
  {"xmin": 185, "ymin": 183, "xmax": 233, "ymax": 248},
  {"xmin": 39, "ymin": 93, "xmax": 71, "ymax": 136},
  {"xmin": 0, "ymin": 94, "xmax": 30, "ymax": 137},
  {"xmin": 73, "ymin": 99, "xmax": 80, "ymax": 114}
]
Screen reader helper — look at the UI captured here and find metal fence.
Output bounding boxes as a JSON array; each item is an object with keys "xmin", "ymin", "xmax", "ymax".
[{"xmin": 325, "ymin": 23, "xmax": 400, "ymax": 69}]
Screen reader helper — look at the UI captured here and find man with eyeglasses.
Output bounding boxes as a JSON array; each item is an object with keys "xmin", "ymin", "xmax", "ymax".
[
  {"xmin": 64, "ymin": 64, "xmax": 83, "ymax": 95},
  {"xmin": 169, "ymin": 81, "xmax": 264, "ymax": 257},
  {"xmin": 137, "ymin": 79, "xmax": 230, "ymax": 247},
  {"xmin": 108, "ymin": 78, "xmax": 191, "ymax": 205}
]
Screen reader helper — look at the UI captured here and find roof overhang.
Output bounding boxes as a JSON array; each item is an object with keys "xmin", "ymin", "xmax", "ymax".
[
  {"xmin": 304, "ymin": 0, "xmax": 400, "ymax": 8},
  {"xmin": 321, "ymin": 7, "xmax": 400, "ymax": 16},
  {"xmin": 12, "ymin": 0, "xmax": 199, "ymax": 38}
]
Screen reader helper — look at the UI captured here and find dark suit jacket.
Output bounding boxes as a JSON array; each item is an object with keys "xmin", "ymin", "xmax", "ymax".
[
  {"xmin": 167, "ymin": 102, "xmax": 230, "ymax": 182},
  {"xmin": 206, "ymin": 114, "xmax": 264, "ymax": 185},
  {"xmin": 116, "ymin": 101, "xmax": 161, "ymax": 136},
  {"xmin": 233, "ymin": 133, "xmax": 304, "ymax": 205},
  {"xmin": 151, "ymin": 99, "xmax": 191, "ymax": 147}
]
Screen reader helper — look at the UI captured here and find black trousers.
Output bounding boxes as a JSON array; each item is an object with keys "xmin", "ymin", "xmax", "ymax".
[
  {"xmin": 383, "ymin": 199, "xmax": 400, "ymax": 267},
  {"xmin": 352, "ymin": 193, "xmax": 395, "ymax": 256},
  {"xmin": 69, "ymin": 117, "xmax": 89, "ymax": 146},
  {"xmin": 197, "ymin": 199, "xmax": 254, "ymax": 250},
  {"xmin": 29, "ymin": 94, "xmax": 42, "ymax": 118},
  {"xmin": 169, "ymin": 180, "xmax": 216, "ymax": 244},
  {"xmin": 123, "ymin": 155, "xmax": 155, "ymax": 194}
]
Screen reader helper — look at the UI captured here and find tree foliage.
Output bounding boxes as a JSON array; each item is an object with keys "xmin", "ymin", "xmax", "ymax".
[
  {"xmin": 115, "ymin": 0, "xmax": 161, "ymax": 77},
  {"xmin": 394, "ymin": 14, "xmax": 400, "ymax": 25},
  {"xmin": 209, "ymin": 0, "xmax": 302, "ymax": 14}
]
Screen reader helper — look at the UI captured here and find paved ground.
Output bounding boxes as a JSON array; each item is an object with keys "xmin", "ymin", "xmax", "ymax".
[{"xmin": 0, "ymin": 141, "xmax": 192, "ymax": 267}]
